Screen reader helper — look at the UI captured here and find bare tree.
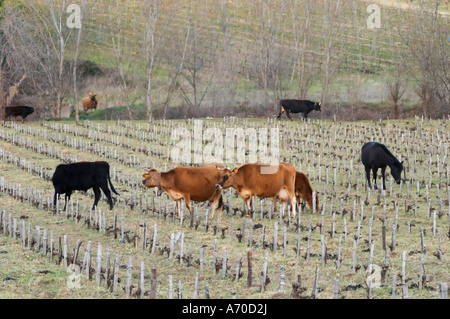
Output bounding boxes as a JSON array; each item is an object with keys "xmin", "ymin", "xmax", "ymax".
[
  {"xmin": 212, "ymin": 0, "xmax": 238, "ymax": 109},
  {"xmin": 72, "ymin": 0, "xmax": 86, "ymax": 123},
  {"xmin": 320, "ymin": 0, "xmax": 348, "ymax": 110},
  {"xmin": 385, "ymin": 64, "xmax": 407, "ymax": 119},
  {"xmin": 251, "ymin": 0, "xmax": 290, "ymax": 109},
  {"xmin": 400, "ymin": 0, "xmax": 449, "ymax": 118},
  {"xmin": 109, "ymin": 1, "xmax": 134, "ymax": 120},
  {"xmin": 0, "ymin": 29, "xmax": 7, "ymax": 118},
  {"xmin": 179, "ymin": 21, "xmax": 214, "ymax": 117},
  {"xmin": 41, "ymin": 0, "xmax": 73, "ymax": 119},
  {"xmin": 1, "ymin": 1, "xmax": 73, "ymax": 119},
  {"xmin": 161, "ymin": 16, "xmax": 190, "ymax": 119},
  {"xmin": 143, "ymin": 0, "xmax": 172, "ymax": 122},
  {"xmin": 288, "ymin": 0, "xmax": 320, "ymax": 99}
]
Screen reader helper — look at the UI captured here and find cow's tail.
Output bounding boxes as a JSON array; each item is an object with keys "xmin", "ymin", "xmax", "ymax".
[{"xmin": 107, "ymin": 166, "xmax": 120, "ymax": 195}]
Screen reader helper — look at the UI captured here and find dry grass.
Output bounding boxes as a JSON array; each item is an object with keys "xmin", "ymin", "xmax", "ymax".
[{"xmin": 0, "ymin": 118, "xmax": 448, "ymax": 299}]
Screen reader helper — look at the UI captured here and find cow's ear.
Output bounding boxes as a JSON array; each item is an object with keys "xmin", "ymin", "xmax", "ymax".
[
  {"xmin": 143, "ymin": 174, "xmax": 149, "ymax": 179},
  {"xmin": 232, "ymin": 167, "xmax": 238, "ymax": 174}
]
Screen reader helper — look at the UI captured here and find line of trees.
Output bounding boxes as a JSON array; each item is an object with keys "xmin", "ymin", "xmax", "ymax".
[{"xmin": 0, "ymin": 0, "xmax": 448, "ymax": 121}]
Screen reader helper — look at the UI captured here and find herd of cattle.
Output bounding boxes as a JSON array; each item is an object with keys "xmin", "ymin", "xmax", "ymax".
[
  {"xmin": 51, "ymin": 142, "xmax": 403, "ymax": 218},
  {"xmin": 2, "ymin": 97, "xmax": 322, "ymax": 122},
  {"xmin": 1, "ymin": 96, "xmax": 404, "ymax": 214}
]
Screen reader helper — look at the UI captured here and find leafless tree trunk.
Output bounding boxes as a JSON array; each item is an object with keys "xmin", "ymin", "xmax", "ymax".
[
  {"xmin": 1, "ymin": 1, "xmax": 73, "ymax": 120},
  {"xmin": 109, "ymin": 2, "xmax": 133, "ymax": 120},
  {"xmin": 252, "ymin": 0, "xmax": 289, "ymax": 109},
  {"xmin": 43, "ymin": 0, "xmax": 72, "ymax": 120},
  {"xmin": 179, "ymin": 22, "xmax": 214, "ymax": 117},
  {"xmin": 0, "ymin": 11, "xmax": 27, "ymax": 117},
  {"xmin": 143, "ymin": 0, "xmax": 171, "ymax": 122},
  {"xmin": 0, "ymin": 69, "xmax": 6, "ymax": 119},
  {"xmin": 213, "ymin": 0, "xmax": 238, "ymax": 109},
  {"xmin": 73, "ymin": 0, "xmax": 86, "ymax": 123},
  {"xmin": 288, "ymin": 0, "xmax": 318, "ymax": 99},
  {"xmin": 162, "ymin": 17, "xmax": 190, "ymax": 120},
  {"xmin": 320, "ymin": 0, "xmax": 348, "ymax": 111},
  {"xmin": 386, "ymin": 66, "xmax": 407, "ymax": 119}
]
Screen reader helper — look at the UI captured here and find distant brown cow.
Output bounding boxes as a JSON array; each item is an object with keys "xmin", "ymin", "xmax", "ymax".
[
  {"xmin": 82, "ymin": 93, "xmax": 98, "ymax": 112},
  {"xmin": 142, "ymin": 165, "xmax": 225, "ymax": 219},
  {"xmin": 274, "ymin": 171, "xmax": 319, "ymax": 212},
  {"xmin": 214, "ymin": 163, "xmax": 297, "ymax": 218}
]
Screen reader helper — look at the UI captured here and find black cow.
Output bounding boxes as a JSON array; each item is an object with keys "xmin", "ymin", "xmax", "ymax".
[
  {"xmin": 361, "ymin": 142, "xmax": 404, "ymax": 190},
  {"xmin": 4, "ymin": 106, "xmax": 35, "ymax": 123},
  {"xmin": 277, "ymin": 99, "xmax": 321, "ymax": 120},
  {"xmin": 52, "ymin": 161, "xmax": 119, "ymax": 210}
]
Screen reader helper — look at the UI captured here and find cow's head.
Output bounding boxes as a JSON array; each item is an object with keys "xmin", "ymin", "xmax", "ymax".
[
  {"xmin": 215, "ymin": 167, "xmax": 237, "ymax": 190},
  {"xmin": 142, "ymin": 169, "xmax": 161, "ymax": 194},
  {"xmin": 314, "ymin": 102, "xmax": 321, "ymax": 112},
  {"xmin": 90, "ymin": 93, "xmax": 98, "ymax": 106},
  {"xmin": 26, "ymin": 107, "xmax": 34, "ymax": 116},
  {"xmin": 391, "ymin": 161, "xmax": 404, "ymax": 184}
]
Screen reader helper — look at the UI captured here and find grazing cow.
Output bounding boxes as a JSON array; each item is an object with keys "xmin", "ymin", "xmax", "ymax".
[
  {"xmin": 274, "ymin": 171, "xmax": 319, "ymax": 212},
  {"xmin": 361, "ymin": 142, "xmax": 404, "ymax": 190},
  {"xmin": 215, "ymin": 163, "xmax": 297, "ymax": 217},
  {"xmin": 52, "ymin": 161, "xmax": 119, "ymax": 211},
  {"xmin": 277, "ymin": 99, "xmax": 321, "ymax": 120},
  {"xmin": 4, "ymin": 106, "xmax": 34, "ymax": 123},
  {"xmin": 82, "ymin": 93, "xmax": 98, "ymax": 112},
  {"xmin": 142, "ymin": 165, "xmax": 225, "ymax": 219}
]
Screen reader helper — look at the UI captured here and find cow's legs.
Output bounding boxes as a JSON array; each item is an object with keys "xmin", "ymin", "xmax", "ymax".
[
  {"xmin": 286, "ymin": 110, "xmax": 293, "ymax": 121},
  {"xmin": 209, "ymin": 192, "xmax": 223, "ymax": 220},
  {"xmin": 100, "ymin": 184, "xmax": 114, "ymax": 210},
  {"xmin": 381, "ymin": 166, "xmax": 387, "ymax": 190},
  {"xmin": 64, "ymin": 191, "xmax": 72, "ymax": 211},
  {"xmin": 92, "ymin": 186, "xmax": 101, "ymax": 210},
  {"xmin": 372, "ymin": 167, "xmax": 378, "ymax": 190},
  {"xmin": 53, "ymin": 192, "xmax": 59, "ymax": 207},
  {"xmin": 277, "ymin": 106, "xmax": 285, "ymax": 120},
  {"xmin": 245, "ymin": 198, "xmax": 253, "ymax": 217},
  {"xmin": 365, "ymin": 167, "xmax": 372, "ymax": 190},
  {"xmin": 273, "ymin": 197, "xmax": 278, "ymax": 212},
  {"xmin": 277, "ymin": 109, "xmax": 282, "ymax": 119},
  {"xmin": 285, "ymin": 181, "xmax": 297, "ymax": 218},
  {"xmin": 183, "ymin": 196, "xmax": 191, "ymax": 219},
  {"xmin": 53, "ymin": 192, "xmax": 61, "ymax": 210},
  {"xmin": 281, "ymin": 200, "xmax": 287, "ymax": 217}
]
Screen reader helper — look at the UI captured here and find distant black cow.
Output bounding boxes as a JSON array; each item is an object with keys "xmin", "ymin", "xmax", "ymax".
[
  {"xmin": 361, "ymin": 142, "xmax": 404, "ymax": 190},
  {"xmin": 4, "ymin": 106, "xmax": 34, "ymax": 123},
  {"xmin": 52, "ymin": 161, "xmax": 119, "ymax": 211},
  {"xmin": 277, "ymin": 99, "xmax": 321, "ymax": 120}
]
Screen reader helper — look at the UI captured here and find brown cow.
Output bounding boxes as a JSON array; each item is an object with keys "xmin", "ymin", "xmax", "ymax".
[
  {"xmin": 82, "ymin": 93, "xmax": 98, "ymax": 112},
  {"xmin": 142, "ymin": 165, "xmax": 224, "ymax": 219},
  {"xmin": 273, "ymin": 171, "xmax": 319, "ymax": 212},
  {"xmin": 214, "ymin": 163, "xmax": 297, "ymax": 218}
]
